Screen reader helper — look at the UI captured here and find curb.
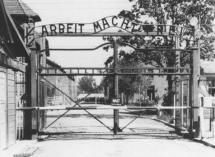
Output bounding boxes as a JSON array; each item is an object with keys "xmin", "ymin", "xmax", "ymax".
[
  {"xmin": 13, "ymin": 146, "xmax": 38, "ymax": 157},
  {"xmin": 153, "ymin": 118, "xmax": 189, "ymax": 133},
  {"xmin": 0, "ymin": 141, "xmax": 39, "ymax": 157},
  {"xmin": 152, "ymin": 118, "xmax": 175, "ymax": 128},
  {"xmin": 153, "ymin": 117, "xmax": 215, "ymax": 148},
  {"xmin": 192, "ymin": 138, "xmax": 215, "ymax": 149}
]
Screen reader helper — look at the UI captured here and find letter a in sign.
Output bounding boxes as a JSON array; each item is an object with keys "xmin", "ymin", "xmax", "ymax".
[
  {"xmin": 42, "ymin": 25, "xmax": 49, "ymax": 36},
  {"xmin": 102, "ymin": 18, "xmax": 110, "ymax": 29}
]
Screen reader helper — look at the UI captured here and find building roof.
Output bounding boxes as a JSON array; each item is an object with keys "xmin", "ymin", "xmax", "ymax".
[
  {"xmin": 78, "ymin": 93, "xmax": 104, "ymax": 99},
  {"xmin": 46, "ymin": 58, "xmax": 63, "ymax": 70},
  {"xmin": 0, "ymin": 0, "xmax": 13, "ymax": 43},
  {"xmin": 4, "ymin": 0, "xmax": 41, "ymax": 22},
  {"xmin": 0, "ymin": 0, "xmax": 30, "ymax": 58},
  {"xmin": 46, "ymin": 59, "xmax": 75, "ymax": 81}
]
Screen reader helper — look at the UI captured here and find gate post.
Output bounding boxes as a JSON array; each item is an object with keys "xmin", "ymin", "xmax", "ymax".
[
  {"xmin": 23, "ymin": 62, "xmax": 32, "ymax": 139},
  {"xmin": 192, "ymin": 47, "xmax": 200, "ymax": 138},
  {"xmin": 23, "ymin": 41, "xmax": 38, "ymax": 139},
  {"xmin": 113, "ymin": 39, "xmax": 120, "ymax": 135},
  {"xmin": 175, "ymin": 36, "xmax": 181, "ymax": 130},
  {"xmin": 36, "ymin": 44, "xmax": 41, "ymax": 137}
]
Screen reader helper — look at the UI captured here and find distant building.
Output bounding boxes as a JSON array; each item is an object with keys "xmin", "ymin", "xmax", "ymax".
[
  {"xmin": 132, "ymin": 76, "xmax": 167, "ymax": 105},
  {"xmin": 44, "ymin": 59, "xmax": 77, "ymax": 106},
  {"xmin": 125, "ymin": 63, "xmax": 168, "ymax": 105},
  {"xmin": 132, "ymin": 59, "xmax": 215, "ymax": 106},
  {"xmin": 201, "ymin": 60, "xmax": 215, "ymax": 98},
  {"xmin": 78, "ymin": 93, "xmax": 105, "ymax": 104}
]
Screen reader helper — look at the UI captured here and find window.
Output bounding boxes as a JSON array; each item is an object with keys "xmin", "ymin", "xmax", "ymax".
[
  {"xmin": 208, "ymin": 80, "xmax": 215, "ymax": 96},
  {"xmin": 147, "ymin": 86, "xmax": 155, "ymax": 101}
]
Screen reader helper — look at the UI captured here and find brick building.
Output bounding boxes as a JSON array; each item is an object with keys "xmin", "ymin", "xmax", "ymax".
[{"xmin": 45, "ymin": 59, "xmax": 77, "ymax": 106}]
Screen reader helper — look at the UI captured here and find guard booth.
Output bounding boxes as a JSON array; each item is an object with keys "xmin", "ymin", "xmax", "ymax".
[
  {"xmin": 17, "ymin": 15, "xmax": 208, "ymax": 139},
  {"xmin": 198, "ymin": 76, "xmax": 215, "ymax": 138},
  {"xmin": 174, "ymin": 77, "xmax": 190, "ymax": 130},
  {"xmin": 199, "ymin": 97, "xmax": 215, "ymax": 138}
]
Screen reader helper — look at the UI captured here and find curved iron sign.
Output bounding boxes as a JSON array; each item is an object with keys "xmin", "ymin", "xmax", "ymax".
[{"xmin": 26, "ymin": 15, "xmax": 193, "ymax": 46}]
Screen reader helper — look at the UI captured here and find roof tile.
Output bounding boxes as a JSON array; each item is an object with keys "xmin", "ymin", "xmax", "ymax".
[{"xmin": 3, "ymin": 0, "xmax": 41, "ymax": 21}]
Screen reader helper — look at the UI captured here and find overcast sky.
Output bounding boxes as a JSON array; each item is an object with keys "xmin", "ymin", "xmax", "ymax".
[
  {"xmin": 22, "ymin": 0, "xmax": 133, "ymax": 68},
  {"xmin": 21, "ymin": 0, "xmax": 133, "ymax": 84}
]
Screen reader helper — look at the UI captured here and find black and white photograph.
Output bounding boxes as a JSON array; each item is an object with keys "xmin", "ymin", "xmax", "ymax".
[{"xmin": 0, "ymin": 0, "xmax": 215, "ymax": 157}]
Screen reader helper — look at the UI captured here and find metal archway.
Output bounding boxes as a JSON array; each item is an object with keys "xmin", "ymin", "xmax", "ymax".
[{"xmin": 18, "ymin": 15, "xmax": 203, "ymax": 139}]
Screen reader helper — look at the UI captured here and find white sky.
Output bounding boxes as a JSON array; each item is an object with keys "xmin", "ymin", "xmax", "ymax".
[
  {"xmin": 22, "ymin": 0, "xmax": 133, "ymax": 84},
  {"xmin": 22, "ymin": 0, "xmax": 133, "ymax": 68}
]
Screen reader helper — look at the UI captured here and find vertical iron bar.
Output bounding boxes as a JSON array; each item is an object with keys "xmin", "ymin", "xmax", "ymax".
[
  {"xmin": 36, "ymin": 108, "xmax": 40, "ymax": 136},
  {"xmin": 113, "ymin": 39, "xmax": 120, "ymax": 135},
  {"xmin": 181, "ymin": 81, "xmax": 184, "ymax": 127},
  {"xmin": 189, "ymin": 50, "xmax": 193, "ymax": 137},
  {"xmin": 173, "ymin": 94, "xmax": 176, "ymax": 125},
  {"xmin": 210, "ymin": 108, "xmax": 212, "ymax": 131},
  {"xmin": 37, "ymin": 47, "xmax": 41, "ymax": 138},
  {"xmin": 175, "ymin": 35, "xmax": 181, "ymax": 130}
]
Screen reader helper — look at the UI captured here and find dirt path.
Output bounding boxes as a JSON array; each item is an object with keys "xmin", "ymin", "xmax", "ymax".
[
  {"xmin": 32, "ymin": 138, "xmax": 215, "ymax": 157},
  {"xmin": 31, "ymin": 113, "xmax": 215, "ymax": 157}
]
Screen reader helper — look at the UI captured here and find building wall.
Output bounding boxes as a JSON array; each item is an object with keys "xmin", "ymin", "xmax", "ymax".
[
  {"xmin": 45, "ymin": 75, "xmax": 77, "ymax": 106},
  {"xmin": 1, "ymin": 0, "xmax": 42, "ymax": 144},
  {"xmin": 152, "ymin": 76, "xmax": 168, "ymax": 104},
  {"xmin": 0, "ymin": 66, "xmax": 16, "ymax": 150},
  {"xmin": 0, "ymin": 67, "xmax": 7, "ymax": 149},
  {"xmin": 7, "ymin": 69, "xmax": 16, "ymax": 146},
  {"xmin": 131, "ymin": 76, "xmax": 168, "ymax": 104},
  {"xmin": 44, "ymin": 60, "xmax": 77, "ymax": 106}
]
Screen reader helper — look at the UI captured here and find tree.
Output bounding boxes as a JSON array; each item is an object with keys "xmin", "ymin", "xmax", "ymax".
[
  {"xmin": 101, "ymin": 51, "xmax": 153, "ymax": 104},
  {"xmin": 124, "ymin": 0, "xmax": 215, "ymax": 57},
  {"xmin": 103, "ymin": 0, "xmax": 215, "ymax": 106},
  {"xmin": 78, "ymin": 76, "xmax": 98, "ymax": 93}
]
